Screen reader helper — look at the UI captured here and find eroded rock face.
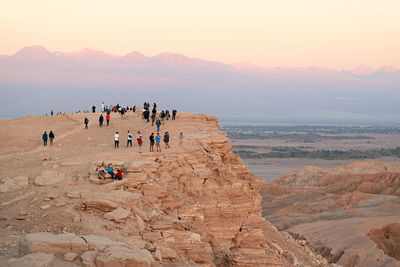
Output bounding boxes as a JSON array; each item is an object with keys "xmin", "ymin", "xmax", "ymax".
[
  {"xmin": 1, "ymin": 112, "xmax": 328, "ymax": 267},
  {"xmin": 263, "ymin": 161, "xmax": 400, "ymax": 266},
  {"xmin": 369, "ymin": 223, "xmax": 400, "ymax": 260}
]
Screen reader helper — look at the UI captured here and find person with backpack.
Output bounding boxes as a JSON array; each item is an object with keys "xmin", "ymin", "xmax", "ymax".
[
  {"xmin": 149, "ymin": 133, "xmax": 155, "ymax": 152},
  {"xmin": 127, "ymin": 131, "xmax": 133, "ymax": 147},
  {"xmin": 49, "ymin": 131, "xmax": 55, "ymax": 146},
  {"xmin": 160, "ymin": 111, "xmax": 166, "ymax": 125},
  {"xmin": 163, "ymin": 132, "xmax": 170, "ymax": 149},
  {"xmin": 99, "ymin": 114, "xmax": 104, "ymax": 127},
  {"xmin": 42, "ymin": 131, "xmax": 48, "ymax": 146},
  {"xmin": 136, "ymin": 131, "xmax": 143, "ymax": 153},
  {"xmin": 106, "ymin": 113, "xmax": 110, "ymax": 126},
  {"xmin": 84, "ymin": 117, "xmax": 89, "ymax": 129},
  {"xmin": 114, "ymin": 132, "xmax": 119, "ymax": 148}
]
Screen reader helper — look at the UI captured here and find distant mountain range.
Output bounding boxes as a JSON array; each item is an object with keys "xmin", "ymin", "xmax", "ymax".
[
  {"xmin": 2, "ymin": 46, "xmax": 399, "ymax": 80},
  {"xmin": 0, "ymin": 46, "xmax": 399, "ymax": 123}
]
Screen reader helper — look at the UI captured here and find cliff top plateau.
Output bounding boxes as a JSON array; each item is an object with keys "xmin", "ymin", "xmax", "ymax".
[{"xmin": 0, "ymin": 111, "xmax": 329, "ymax": 267}]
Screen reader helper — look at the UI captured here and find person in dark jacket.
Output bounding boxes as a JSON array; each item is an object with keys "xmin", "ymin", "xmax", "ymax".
[
  {"xmin": 42, "ymin": 131, "xmax": 48, "ymax": 146},
  {"xmin": 172, "ymin": 109, "xmax": 177, "ymax": 120},
  {"xmin": 84, "ymin": 117, "xmax": 89, "ymax": 129},
  {"xmin": 99, "ymin": 114, "xmax": 104, "ymax": 127},
  {"xmin": 149, "ymin": 133, "xmax": 155, "ymax": 152},
  {"xmin": 49, "ymin": 131, "xmax": 55, "ymax": 146},
  {"xmin": 92, "ymin": 106, "xmax": 96, "ymax": 113},
  {"xmin": 163, "ymin": 132, "xmax": 170, "ymax": 149}
]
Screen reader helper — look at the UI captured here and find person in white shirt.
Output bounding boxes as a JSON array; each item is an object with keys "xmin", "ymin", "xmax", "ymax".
[
  {"xmin": 101, "ymin": 102, "xmax": 105, "ymax": 113},
  {"xmin": 114, "ymin": 132, "xmax": 119, "ymax": 148},
  {"xmin": 127, "ymin": 130, "xmax": 133, "ymax": 147}
]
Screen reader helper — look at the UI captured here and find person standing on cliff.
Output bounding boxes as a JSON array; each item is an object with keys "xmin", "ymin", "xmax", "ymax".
[
  {"xmin": 155, "ymin": 132, "xmax": 161, "ymax": 152},
  {"xmin": 114, "ymin": 132, "xmax": 119, "ymax": 148},
  {"xmin": 149, "ymin": 133, "xmax": 155, "ymax": 152},
  {"xmin": 163, "ymin": 132, "xmax": 170, "ymax": 149},
  {"xmin": 156, "ymin": 118, "xmax": 161, "ymax": 132},
  {"xmin": 127, "ymin": 130, "xmax": 133, "ymax": 147},
  {"xmin": 172, "ymin": 109, "xmax": 177, "ymax": 120},
  {"xmin": 137, "ymin": 131, "xmax": 143, "ymax": 153},
  {"xmin": 106, "ymin": 113, "xmax": 110, "ymax": 126},
  {"xmin": 42, "ymin": 131, "xmax": 48, "ymax": 146},
  {"xmin": 84, "ymin": 117, "xmax": 89, "ymax": 129},
  {"xmin": 101, "ymin": 102, "xmax": 105, "ymax": 113},
  {"xmin": 179, "ymin": 132, "xmax": 184, "ymax": 147},
  {"xmin": 99, "ymin": 114, "xmax": 104, "ymax": 127},
  {"xmin": 49, "ymin": 130, "xmax": 55, "ymax": 146}
]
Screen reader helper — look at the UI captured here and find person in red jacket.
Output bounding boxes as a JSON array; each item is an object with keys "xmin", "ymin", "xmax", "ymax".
[
  {"xmin": 115, "ymin": 169, "xmax": 123, "ymax": 180},
  {"xmin": 106, "ymin": 113, "xmax": 110, "ymax": 126}
]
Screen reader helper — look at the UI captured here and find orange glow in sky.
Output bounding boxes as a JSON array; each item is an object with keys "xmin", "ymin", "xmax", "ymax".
[{"xmin": 1, "ymin": 0, "xmax": 399, "ymax": 69}]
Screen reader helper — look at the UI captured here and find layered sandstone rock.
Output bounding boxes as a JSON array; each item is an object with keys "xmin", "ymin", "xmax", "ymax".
[
  {"xmin": 0, "ymin": 112, "xmax": 328, "ymax": 266},
  {"xmin": 262, "ymin": 161, "xmax": 400, "ymax": 266}
]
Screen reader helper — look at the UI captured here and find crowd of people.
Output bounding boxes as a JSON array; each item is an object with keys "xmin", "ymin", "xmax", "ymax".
[{"xmin": 42, "ymin": 102, "xmax": 183, "ymax": 152}]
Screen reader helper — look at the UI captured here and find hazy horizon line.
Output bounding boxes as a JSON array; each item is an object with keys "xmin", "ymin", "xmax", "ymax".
[{"xmin": 3, "ymin": 45, "xmax": 399, "ymax": 72}]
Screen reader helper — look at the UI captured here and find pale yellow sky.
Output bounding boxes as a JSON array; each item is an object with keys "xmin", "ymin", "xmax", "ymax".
[{"xmin": 1, "ymin": 0, "xmax": 399, "ymax": 69}]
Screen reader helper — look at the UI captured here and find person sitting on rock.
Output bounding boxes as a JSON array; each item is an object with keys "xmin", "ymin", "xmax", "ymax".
[
  {"xmin": 115, "ymin": 169, "xmax": 123, "ymax": 180},
  {"xmin": 107, "ymin": 164, "xmax": 114, "ymax": 179}
]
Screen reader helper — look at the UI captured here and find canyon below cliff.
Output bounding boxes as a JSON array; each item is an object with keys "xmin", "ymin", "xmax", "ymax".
[
  {"xmin": 1, "ymin": 111, "xmax": 399, "ymax": 266},
  {"xmin": 262, "ymin": 161, "xmax": 400, "ymax": 266}
]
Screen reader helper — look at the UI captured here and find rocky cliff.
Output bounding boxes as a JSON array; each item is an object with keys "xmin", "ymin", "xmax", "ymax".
[
  {"xmin": 262, "ymin": 161, "xmax": 400, "ymax": 266},
  {"xmin": 0, "ymin": 112, "xmax": 328, "ymax": 266}
]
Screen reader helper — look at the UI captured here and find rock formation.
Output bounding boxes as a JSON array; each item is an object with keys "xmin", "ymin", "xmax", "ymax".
[
  {"xmin": 0, "ymin": 112, "xmax": 328, "ymax": 266},
  {"xmin": 262, "ymin": 161, "xmax": 400, "ymax": 266}
]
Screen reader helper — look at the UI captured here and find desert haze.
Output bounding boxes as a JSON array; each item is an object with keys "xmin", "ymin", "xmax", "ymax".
[{"xmin": 1, "ymin": 46, "xmax": 400, "ymax": 124}]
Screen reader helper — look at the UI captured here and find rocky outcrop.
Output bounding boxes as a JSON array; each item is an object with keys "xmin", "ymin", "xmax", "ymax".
[
  {"xmin": 0, "ymin": 112, "xmax": 328, "ymax": 266},
  {"xmin": 275, "ymin": 161, "xmax": 400, "ymax": 187},
  {"xmin": 369, "ymin": 223, "xmax": 400, "ymax": 260},
  {"xmin": 262, "ymin": 161, "xmax": 400, "ymax": 267}
]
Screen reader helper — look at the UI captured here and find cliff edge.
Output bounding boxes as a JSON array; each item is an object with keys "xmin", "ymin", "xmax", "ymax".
[{"xmin": 0, "ymin": 112, "xmax": 328, "ymax": 266}]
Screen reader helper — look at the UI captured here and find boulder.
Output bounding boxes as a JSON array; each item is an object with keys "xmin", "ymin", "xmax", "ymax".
[
  {"xmin": 67, "ymin": 191, "xmax": 81, "ymax": 198},
  {"xmin": 81, "ymin": 251, "xmax": 97, "ymax": 267},
  {"xmin": 82, "ymin": 235, "xmax": 125, "ymax": 251},
  {"xmin": 104, "ymin": 207, "xmax": 131, "ymax": 222},
  {"xmin": 95, "ymin": 246, "xmax": 155, "ymax": 267},
  {"xmin": 34, "ymin": 171, "xmax": 66, "ymax": 186},
  {"xmin": 8, "ymin": 253, "xmax": 55, "ymax": 267},
  {"xmin": 64, "ymin": 252, "xmax": 78, "ymax": 261},
  {"xmin": 18, "ymin": 232, "xmax": 88, "ymax": 256},
  {"xmin": 0, "ymin": 176, "xmax": 29, "ymax": 192},
  {"xmin": 81, "ymin": 199, "xmax": 118, "ymax": 212}
]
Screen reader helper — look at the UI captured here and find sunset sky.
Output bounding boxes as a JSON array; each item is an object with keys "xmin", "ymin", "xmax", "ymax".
[{"xmin": 1, "ymin": 0, "xmax": 399, "ymax": 69}]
